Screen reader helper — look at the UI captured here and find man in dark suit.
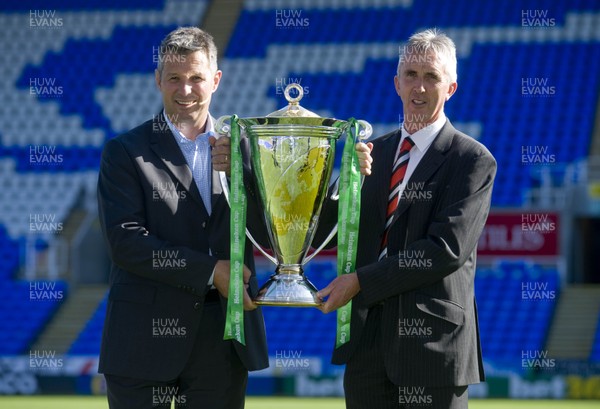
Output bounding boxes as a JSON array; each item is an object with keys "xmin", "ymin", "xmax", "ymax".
[
  {"xmin": 317, "ymin": 28, "xmax": 497, "ymax": 408},
  {"xmin": 97, "ymin": 27, "xmax": 268, "ymax": 409}
]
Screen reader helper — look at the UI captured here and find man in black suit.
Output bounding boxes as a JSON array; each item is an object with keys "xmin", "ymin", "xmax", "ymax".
[
  {"xmin": 318, "ymin": 28, "xmax": 497, "ymax": 408},
  {"xmin": 97, "ymin": 27, "xmax": 268, "ymax": 409}
]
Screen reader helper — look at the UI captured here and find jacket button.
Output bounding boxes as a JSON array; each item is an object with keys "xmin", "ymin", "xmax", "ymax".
[
  {"xmin": 201, "ymin": 221, "xmax": 207, "ymax": 228},
  {"xmin": 194, "ymin": 302, "xmax": 201, "ymax": 310}
]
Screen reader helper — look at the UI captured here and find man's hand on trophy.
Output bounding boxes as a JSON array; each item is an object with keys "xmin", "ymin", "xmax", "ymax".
[
  {"xmin": 356, "ymin": 142, "xmax": 373, "ymax": 176},
  {"xmin": 209, "ymin": 135, "xmax": 231, "ymax": 176},
  {"xmin": 213, "ymin": 260, "xmax": 257, "ymax": 311},
  {"xmin": 316, "ymin": 273, "xmax": 361, "ymax": 314}
]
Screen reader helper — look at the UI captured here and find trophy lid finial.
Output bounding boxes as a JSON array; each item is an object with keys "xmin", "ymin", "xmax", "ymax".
[{"xmin": 267, "ymin": 83, "xmax": 320, "ymax": 118}]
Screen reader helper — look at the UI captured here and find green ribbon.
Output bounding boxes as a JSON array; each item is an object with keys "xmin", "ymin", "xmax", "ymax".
[
  {"xmin": 335, "ymin": 119, "xmax": 362, "ymax": 348},
  {"xmin": 223, "ymin": 115, "xmax": 246, "ymax": 345}
]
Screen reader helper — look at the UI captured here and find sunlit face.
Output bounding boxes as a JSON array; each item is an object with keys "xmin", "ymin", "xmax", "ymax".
[
  {"xmin": 394, "ymin": 51, "xmax": 457, "ymax": 133},
  {"xmin": 155, "ymin": 50, "xmax": 221, "ymax": 135}
]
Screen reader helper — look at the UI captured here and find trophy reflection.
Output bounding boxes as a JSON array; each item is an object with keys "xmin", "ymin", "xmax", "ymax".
[{"xmin": 216, "ymin": 84, "xmax": 371, "ymax": 307}]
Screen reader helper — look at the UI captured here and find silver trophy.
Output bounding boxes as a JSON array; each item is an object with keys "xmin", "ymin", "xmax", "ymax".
[{"xmin": 216, "ymin": 84, "xmax": 371, "ymax": 307}]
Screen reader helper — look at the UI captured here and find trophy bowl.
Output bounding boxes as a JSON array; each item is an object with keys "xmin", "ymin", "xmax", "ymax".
[{"xmin": 217, "ymin": 84, "xmax": 371, "ymax": 307}]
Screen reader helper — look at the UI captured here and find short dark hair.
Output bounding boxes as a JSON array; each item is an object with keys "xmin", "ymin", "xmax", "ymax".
[{"xmin": 156, "ymin": 26, "xmax": 218, "ymax": 73}]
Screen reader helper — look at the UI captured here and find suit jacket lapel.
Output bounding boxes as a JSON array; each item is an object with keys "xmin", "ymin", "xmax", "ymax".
[
  {"xmin": 149, "ymin": 114, "xmax": 208, "ymax": 216},
  {"xmin": 392, "ymin": 120, "xmax": 455, "ymax": 224}
]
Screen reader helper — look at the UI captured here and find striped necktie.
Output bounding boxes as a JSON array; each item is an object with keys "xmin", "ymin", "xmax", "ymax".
[{"xmin": 379, "ymin": 136, "xmax": 414, "ymax": 260}]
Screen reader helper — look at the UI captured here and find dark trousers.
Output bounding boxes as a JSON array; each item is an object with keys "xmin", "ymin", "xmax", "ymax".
[
  {"xmin": 105, "ymin": 301, "xmax": 247, "ymax": 409},
  {"xmin": 343, "ymin": 306, "xmax": 468, "ymax": 409}
]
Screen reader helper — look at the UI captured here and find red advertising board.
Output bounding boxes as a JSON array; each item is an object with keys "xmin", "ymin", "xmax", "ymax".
[{"xmin": 477, "ymin": 212, "xmax": 559, "ymax": 257}]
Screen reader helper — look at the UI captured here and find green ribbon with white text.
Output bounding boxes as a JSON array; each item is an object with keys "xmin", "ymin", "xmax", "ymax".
[
  {"xmin": 335, "ymin": 119, "xmax": 362, "ymax": 348},
  {"xmin": 223, "ymin": 115, "xmax": 246, "ymax": 345}
]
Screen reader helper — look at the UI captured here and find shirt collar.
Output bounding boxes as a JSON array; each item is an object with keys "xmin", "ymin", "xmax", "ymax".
[
  {"xmin": 401, "ymin": 112, "xmax": 446, "ymax": 152},
  {"xmin": 163, "ymin": 110, "xmax": 215, "ymax": 144}
]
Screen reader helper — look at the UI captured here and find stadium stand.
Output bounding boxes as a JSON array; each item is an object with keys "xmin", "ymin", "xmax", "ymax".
[
  {"xmin": 0, "ymin": 0, "xmax": 599, "ymax": 386},
  {"xmin": 0, "ymin": 280, "xmax": 67, "ymax": 354}
]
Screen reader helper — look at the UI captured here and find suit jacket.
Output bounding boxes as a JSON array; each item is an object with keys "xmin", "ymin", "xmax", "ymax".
[
  {"xmin": 97, "ymin": 113, "xmax": 269, "ymax": 381},
  {"xmin": 320, "ymin": 120, "xmax": 496, "ymax": 387}
]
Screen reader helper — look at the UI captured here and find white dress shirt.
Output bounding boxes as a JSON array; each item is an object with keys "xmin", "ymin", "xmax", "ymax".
[
  {"xmin": 395, "ymin": 113, "xmax": 447, "ymax": 201},
  {"xmin": 164, "ymin": 111, "xmax": 217, "ymax": 287},
  {"xmin": 164, "ymin": 110, "xmax": 214, "ymax": 215}
]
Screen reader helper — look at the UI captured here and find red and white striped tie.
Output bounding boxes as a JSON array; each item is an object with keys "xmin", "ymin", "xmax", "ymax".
[{"xmin": 379, "ymin": 136, "xmax": 414, "ymax": 260}]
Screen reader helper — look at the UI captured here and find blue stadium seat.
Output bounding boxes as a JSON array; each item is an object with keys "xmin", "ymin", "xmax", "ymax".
[{"xmin": 0, "ymin": 280, "xmax": 68, "ymax": 353}]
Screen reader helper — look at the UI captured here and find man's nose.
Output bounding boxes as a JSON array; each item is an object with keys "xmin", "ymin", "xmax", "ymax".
[
  {"xmin": 179, "ymin": 81, "xmax": 192, "ymax": 94},
  {"xmin": 414, "ymin": 80, "xmax": 425, "ymax": 93}
]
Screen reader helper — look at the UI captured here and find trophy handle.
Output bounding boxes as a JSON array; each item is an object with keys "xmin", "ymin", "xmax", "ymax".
[
  {"xmin": 218, "ymin": 170, "xmax": 278, "ymax": 264},
  {"xmin": 215, "ymin": 115, "xmax": 232, "ymax": 136},
  {"xmin": 304, "ymin": 214, "xmax": 338, "ymax": 264},
  {"xmin": 355, "ymin": 119, "xmax": 372, "ymax": 141},
  {"xmin": 303, "ymin": 119, "xmax": 372, "ymax": 264}
]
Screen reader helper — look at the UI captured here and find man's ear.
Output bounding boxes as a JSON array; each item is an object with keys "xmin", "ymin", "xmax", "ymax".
[
  {"xmin": 155, "ymin": 69, "xmax": 162, "ymax": 90},
  {"xmin": 394, "ymin": 75, "xmax": 401, "ymax": 97},
  {"xmin": 446, "ymin": 81, "xmax": 457, "ymax": 101},
  {"xmin": 212, "ymin": 70, "xmax": 222, "ymax": 93}
]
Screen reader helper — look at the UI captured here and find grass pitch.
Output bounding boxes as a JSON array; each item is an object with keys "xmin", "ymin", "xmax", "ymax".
[{"xmin": 0, "ymin": 397, "xmax": 599, "ymax": 408}]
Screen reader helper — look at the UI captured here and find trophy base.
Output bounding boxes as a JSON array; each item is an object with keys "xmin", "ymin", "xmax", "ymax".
[{"xmin": 254, "ymin": 269, "xmax": 322, "ymax": 307}]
